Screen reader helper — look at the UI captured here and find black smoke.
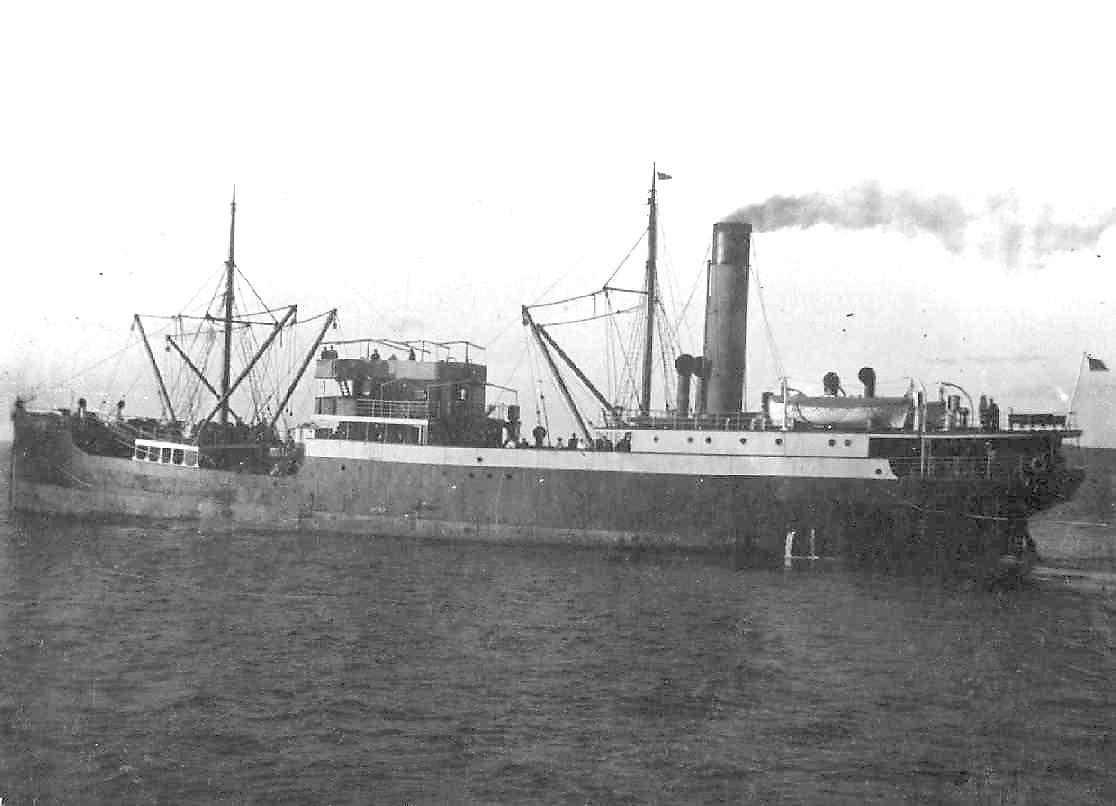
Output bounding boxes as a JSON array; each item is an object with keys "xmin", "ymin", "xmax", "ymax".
[{"xmin": 724, "ymin": 181, "xmax": 1115, "ymax": 268}]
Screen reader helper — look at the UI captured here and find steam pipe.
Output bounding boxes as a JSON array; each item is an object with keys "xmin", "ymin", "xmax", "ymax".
[{"xmin": 674, "ymin": 354, "xmax": 695, "ymax": 416}]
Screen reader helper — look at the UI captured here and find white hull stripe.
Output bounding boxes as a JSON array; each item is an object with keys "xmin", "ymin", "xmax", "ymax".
[{"xmin": 303, "ymin": 440, "xmax": 897, "ymax": 480}]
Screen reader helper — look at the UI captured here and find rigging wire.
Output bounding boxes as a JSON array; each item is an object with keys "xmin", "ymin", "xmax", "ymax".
[
  {"xmin": 51, "ymin": 327, "xmax": 136, "ymax": 398},
  {"xmin": 236, "ymin": 267, "xmax": 279, "ymax": 324},
  {"xmin": 493, "ymin": 341, "xmax": 530, "ymax": 405},
  {"xmin": 749, "ymin": 241, "xmax": 786, "ymax": 380},
  {"xmin": 527, "ymin": 290, "xmax": 607, "ymax": 311},
  {"xmin": 656, "ymin": 219, "xmax": 685, "ymax": 351},
  {"xmin": 603, "ymin": 230, "xmax": 647, "ymax": 288},
  {"xmin": 603, "ymin": 291, "xmax": 616, "ymax": 404},
  {"xmin": 656, "ymin": 306, "xmax": 676, "ymax": 409},
  {"xmin": 611, "ymin": 304, "xmax": 643, "ymax": 410},
  {"xmin": 178, "ymin": 268, "xmax": 226, "ymax": 320},
  {"xmin": 521, "ymin": 229, "xmax": 644, "ymax": 317},
  {"xmin": 525, "ymin": 334, "xmax": 551, "ymax": 442},
  {"xmin": 537, "ymin": 304, "xmax": 642, "ymax": 328},
  {"xmin": 673, "ymin": 241, "xmax": 712, "ymax": 348}
]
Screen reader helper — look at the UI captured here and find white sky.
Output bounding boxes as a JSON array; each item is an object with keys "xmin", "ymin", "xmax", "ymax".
[{"xmin": 3, "ymin": 2, "xmax": 1116, "ymax": 440}]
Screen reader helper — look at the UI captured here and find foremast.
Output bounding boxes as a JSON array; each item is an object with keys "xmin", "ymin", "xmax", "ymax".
[{"xmin": 220, "ymin": 190, "xmax": 237, "ymax": 426}]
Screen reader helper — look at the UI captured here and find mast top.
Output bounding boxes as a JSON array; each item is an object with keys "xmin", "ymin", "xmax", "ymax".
[
  {"xmin": 640, "ymin": 164, "xmax": 661, "ymax": 416},
  {"xmin": 227, "ymin": 187, "xmax": 237, "ymax": 267},
  {"xmin": 220, "ymin": 189, "xmax": 237, "ymax": 426}
]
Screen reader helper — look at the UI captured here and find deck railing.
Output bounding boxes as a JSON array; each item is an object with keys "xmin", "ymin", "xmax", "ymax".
[
  {"xmin": 886, "ymin": 455, "xmax": 1031, "ymax": 480},
  {"xmin": 354, "ymin": 399, "xmax": 431, "ymax": 419},
  {"xmin": 601, "ymin": 410, "xmax": 769, "ymax": 432}
]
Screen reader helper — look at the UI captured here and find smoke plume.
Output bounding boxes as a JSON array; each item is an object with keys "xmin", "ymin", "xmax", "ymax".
[{"xmin": 724, "ymin": 181, "xmax": 1116, "ymax": 268}]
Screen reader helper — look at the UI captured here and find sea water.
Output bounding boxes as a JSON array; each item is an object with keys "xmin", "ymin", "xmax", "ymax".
[{"xmin": 1, "ymin": 444, "xmax": 1113, "ymax": 805}]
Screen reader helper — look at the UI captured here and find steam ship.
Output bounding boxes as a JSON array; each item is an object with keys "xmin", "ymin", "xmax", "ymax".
[{"xmin": 10, "ymin": 177, "xmax": 1084, "ymax": 574}]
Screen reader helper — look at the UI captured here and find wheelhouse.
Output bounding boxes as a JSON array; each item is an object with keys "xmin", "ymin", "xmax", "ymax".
[{"xmin": 133, "ymin": 439, "xmax": 199, "ymax": 468}]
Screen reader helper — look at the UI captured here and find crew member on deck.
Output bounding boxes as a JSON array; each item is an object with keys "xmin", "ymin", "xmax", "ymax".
[
  {"xmin": 568, "ymin": 433, "xmax": 579, "ymax": 450},
  {"xmin": 532, "ymin": 424, "xmax": 546, "ymax": 448}
]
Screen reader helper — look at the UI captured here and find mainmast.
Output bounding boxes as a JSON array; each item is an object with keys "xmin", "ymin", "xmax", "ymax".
[
  {"xmin": 639, "ymin": 165, "xmax": 659, "ymax": 416},
  {"xmin": 220, "ymin": 190, "xmax": 236, "ymax": 426}
]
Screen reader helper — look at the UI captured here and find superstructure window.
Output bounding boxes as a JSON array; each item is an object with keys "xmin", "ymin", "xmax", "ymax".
[
  {"xmin": 147, "ymin": 448, "xmax": 159, "ymax": 462},
  {"xmin": 185, "ymin": 451, "xmax": 198, "ymax": 467},
  {"xmin": 172, "ymin": 449, "xmax": 184, "ymax": 466},
  {"xmin": 135, "ymin": 445, "xmax": 148, "ymax": 460},
  {"xmin": 161, "ymin": 447, "xmax": 172, "ymax": 463}
]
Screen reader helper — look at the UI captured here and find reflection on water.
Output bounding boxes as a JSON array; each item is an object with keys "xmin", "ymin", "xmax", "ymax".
[{"xmin": 1, "ymin": 447, "xmax": 1114, "ymax": 804}]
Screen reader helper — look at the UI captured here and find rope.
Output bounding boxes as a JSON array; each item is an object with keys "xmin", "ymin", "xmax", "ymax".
[
  {"xmin": 612, "ymin": 304, "xmax": 643, "ymax": 410},
  {"xmin": 603, "ymin": 230, "xmax": 647, "ymax": 288},
  {"xmin": 673, "ymin": 242, "xmax": 712, "ymax": 349},
  {"xmin": 236, "ymin": 267, "xmax": 278, "ymax": 324},
  {"xmin": 176, "ymin": 268, "xmax": 225, "ymax": 319},
  {"xmin": 749, "ymin": 245, "xmax": 785, "ymax": 381},
  {"xmin": 657, "ymin": 310, "xmax": 675, "ymax": 408},
  {"xmin": 538, "ymin": 303, "xmax": 641, "ymax": 327},
  {"xmin": 492, "ymin": 341, "xmax": 529, "ymax": 404},
  {"xmin": 527, "ymin": 290, "xmax": 604, "ymax": 311}
]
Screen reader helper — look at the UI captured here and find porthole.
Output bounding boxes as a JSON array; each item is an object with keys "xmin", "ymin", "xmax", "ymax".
[
  {"xmin": 705, "ymin": 437, "xmax": 712, "ymax": 444},
  {"xmin": 775, "ymin": 438, "xmax": 783, "ymax": 446},
  {"xmin": 828, "ymin": 439, "xmax": 836, "ymax": 447},
  {"xmin": 844, "ymin": 439, "xmax": 852, "ymax": 447},
  {"xmin": 653, "ymin": 436, "xmax": 659, "ymax": 443},
  {"xmin": 340, "ymin": 464, "xmax": 346, "ymax": 471},
  {"xmin": 875, "ymin": 468, "xmax": 883, "ymax": 475},
  {"xmin": 687, "ymin": 437, "xmax": 694, "ymax": 443},
  {"xmin": 468, "ymin": 472, "xmax": 475, "ymax": 478},
  {"xmin": 505, "ymin": 473, "xmax": 513, "ymax": 480},
  {"xmin": 476, "ymin": 456, "xmax": 484, "ymax": 463},
  {"xmin": 486, "ymin": 473, "xmax": 493, "ymax": 479},
  {"xmin": 739, "ymin": 438, "xmax": 747, "ymax": 445}
]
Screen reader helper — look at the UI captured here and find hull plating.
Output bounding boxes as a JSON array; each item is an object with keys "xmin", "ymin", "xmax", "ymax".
[{"xmin": 11, "ymin": 410, "xmax": 1036, "ymax": 566}]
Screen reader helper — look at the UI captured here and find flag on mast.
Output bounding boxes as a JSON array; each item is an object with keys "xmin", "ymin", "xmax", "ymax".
[
  {"xmin": 656, "ymin": 172, "xmax": 672, "ymax": 180},
  {"xmin": 1087, "ymin": 354, "xmax": 1109, "ymax": 371}
]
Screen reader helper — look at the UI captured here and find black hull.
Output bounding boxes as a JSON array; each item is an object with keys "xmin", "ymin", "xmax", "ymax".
[
  {"xmin": 1028, "ymin": 445, "xmax": 1116, "ymax": 564},
  {"xmin": 11, "ymin": 409, "xmax": 1061, "ymax": 575}
]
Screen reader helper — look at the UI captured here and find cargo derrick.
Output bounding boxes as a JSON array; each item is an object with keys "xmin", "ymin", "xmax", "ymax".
[
  {"xmin": 9, "ymin": 175, "xmax": 1085, "ymax": 579},
  {"xmin": 515, "ymin": 168, "xmax": 1083, "ymax": 573},
  {"xmin": 20, "ymin": 194, "xmax": 335, "ymax": 475}
]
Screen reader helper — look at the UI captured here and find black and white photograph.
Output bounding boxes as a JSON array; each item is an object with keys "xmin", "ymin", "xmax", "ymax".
[{"xmin": 1, "ymin": 2, "xmax": 1113, "ymax": 803}]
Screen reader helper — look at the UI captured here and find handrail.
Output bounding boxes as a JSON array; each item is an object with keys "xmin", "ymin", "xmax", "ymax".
[
  {"xmin": 887, "ymin": 455, "xmax": 1029, "ymax": 480},
  {"xmin": 601, "ymin": 410, "xmax": 768, "ymax": 431},
  {"xmin": 353, "ymin": 399, "xmax": 431, "ymax": 419}
]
